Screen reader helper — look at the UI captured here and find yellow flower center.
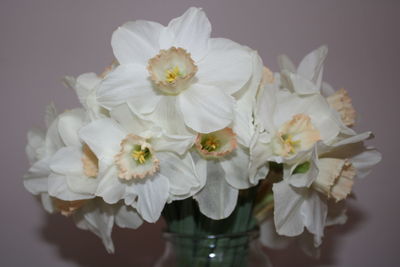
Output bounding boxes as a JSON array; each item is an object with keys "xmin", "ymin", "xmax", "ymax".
[
  {"xmin": 272, "ymin": 114, "xmax": 321, "ymax": 157},
  {"xmin": 201, "ymin": 136, "xmax": 220, "ymax": 152},
  {"xmin": 165, "ymin": 66, "xmax": 182, "ymax": 83},
  {"xmin": 281, "ymin": 133, "xmax": 301, "ymax": 155},
  {"xmin": 131, "ymin": 146, "xmax": 151, "ymax": 164}
]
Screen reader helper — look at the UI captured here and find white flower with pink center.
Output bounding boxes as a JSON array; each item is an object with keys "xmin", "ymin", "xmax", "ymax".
[
  {"xmin": 97, "ymin": 7, "xmax": 253, "ymax": 134},
  {"xmin": 79, "ymin": 104, "xmax": 201, "ymax": 223}
]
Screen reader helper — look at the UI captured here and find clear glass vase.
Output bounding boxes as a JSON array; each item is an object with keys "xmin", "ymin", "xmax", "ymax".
[{"xmin": 154, "ymin": 229, "xmax": 272, "ymax": 267}]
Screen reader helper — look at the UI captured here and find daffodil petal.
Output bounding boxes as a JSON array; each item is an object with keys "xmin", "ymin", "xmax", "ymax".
[
  {"xmin": 79, "ymin": 119, "xmax": 126, "ymax": 164},
  {"xmin": 220, "ymin": 145, "xmax": 253, "ymax": 189},
  {"xmin": 97, "ymin": 64, "xmax": 161, "ymax": 114},
  {"xmin": 48, "ymin": 173, "xmax": 93, "ymax": 201},
  {"xmin": 57, "ymin": 109, "xmax": 86, "ymax": 147},
  {"xmin": 197, "ymin": 38, "xmax": 253, "ymax": 95},
  {"xmin": 157, "ymin": 152, "xmax": 200, "ymax": 197},
  {"xmin": 166, "ymin": 7, "xmax": 211, "ymax": 61},
  {"xmin": 24, "ymin": 158, "xmax": 50, "ymax": 195},
  {"xmin": 115, "ymin": 204, "xmax": 143, "ymax": 229},
  {"xmin": 133, "ymin": 173, "xmax": 169, "ymax": 223},
  {"xmin": 194, "ymin": 160, "xmax": 238, "ymax": 220},
  {"xmin": 50, "ymin": 147, "xmax": 83, "ymax": 177},
  {"xmin": 111, "ymin": 20, "xmax": 164, "ymax": 65},
  {"xmin": 179, "ymin": 83, "xmax": 234, "ymax": 133},
  {"xmin": 75, "ymin": 199, "xmax": 115, "ymax": 253},
  {"xmin": 273, "ymin": 180, "xmax": 306, "ymax": 237}
]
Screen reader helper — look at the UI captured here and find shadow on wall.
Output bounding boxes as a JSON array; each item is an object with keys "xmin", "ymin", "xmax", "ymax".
[
  {"xmin": 267, "ymin": 202, "xmax": 367, "ymax": 267},
  {"xmin": 40, "ymin": 212, "xmax": 165, "ymax": 267},
  {"xmin": 40, "ymin": 202, "xmax": 366, "ymax": 267}
]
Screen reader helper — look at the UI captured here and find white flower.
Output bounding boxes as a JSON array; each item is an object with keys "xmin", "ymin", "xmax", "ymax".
[
  {"xmin": 250, "ymin": 80, "xmax": 342, "ymax": 180},
  {"xmin": 272, "ymin": 133, "xmax": 381, "ymax": 246},
  {"xmin": 79, "ymin": 104, "xmax": 201, "ymax": 222},
  {"xmin": 192, "ymin": 52, "xmax": 267, "ymax": 220},
  {"xmin": 97, "ymin": 7, "xmax": 253, "ymax": 133},
  {"xmin": 24, "ymin": 106, "xmax": 143, "ymax": 253}
]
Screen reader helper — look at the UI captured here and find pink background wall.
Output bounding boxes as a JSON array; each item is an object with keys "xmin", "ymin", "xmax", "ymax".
[{"xmin": 1, "ymin": 0, "xmax": 398, "ymax": 266}]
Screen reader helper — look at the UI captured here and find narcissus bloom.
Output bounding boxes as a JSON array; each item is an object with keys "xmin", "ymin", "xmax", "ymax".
[
  {"xmin": 79, "ymin": 104, "xmax": 201, "ymax": 222},
  {"xmin": 97, "ymin": 7, "xmax": 253, "ymax": 133}
]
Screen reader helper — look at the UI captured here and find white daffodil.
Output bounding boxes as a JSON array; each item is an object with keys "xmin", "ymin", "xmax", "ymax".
[
  {"xmin": 97, "ymin": 7, "xmax": 253, "ymax": 134},
  {"xmin": 272, "ymin": 133, "xmax": 381, "ymax": 246},
  {"xmin": 24, "ymin": 106, "xmax": 143, "ymax": 253},
  {"xmin": 250, "ymin": 79, "xmax": 341, "ymax": 180},
  {"xmin": 193, "ymin": 52, "xmax": 268, "ymax": 220},
  {"xmin": 46, "ymin": 108, "xmax": 101, "ymax": 201},
  {"xmin": 79, "ymin": 104, "xmax": 201, "ymax": 223}
]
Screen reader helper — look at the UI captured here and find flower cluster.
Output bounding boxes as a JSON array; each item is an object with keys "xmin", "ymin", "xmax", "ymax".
[{"xmin": 24, "ymin": 7, "xmax": 380, "ymax": 253}]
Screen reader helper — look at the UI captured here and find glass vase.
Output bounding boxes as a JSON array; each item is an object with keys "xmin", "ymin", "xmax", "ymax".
[{"xmin": 154, "ymin": 229, "xmax": 272, "ymax": 267}]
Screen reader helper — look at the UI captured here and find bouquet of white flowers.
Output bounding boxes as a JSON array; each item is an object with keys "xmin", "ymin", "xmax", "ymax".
[{"xmin": 24, "ymin": 7, "xmax": 381, "ymax": 266}]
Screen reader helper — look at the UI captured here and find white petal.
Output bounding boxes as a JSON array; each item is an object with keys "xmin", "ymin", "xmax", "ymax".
[
  {"xmin": 67, "ymin": 175, "xmax": 99, "ymax": 195},
  {"xmin": 24, "ymin": 158, "xmax": 50, "ymax": 195},
  {"xmin": 65, "ymin": 73, "xmax": 101, "ymax": 109},
  {"xmin": 157, "ymin": 152, "xmax": 200, "ymax": 197},
  {"xmin": 152, "ymin": 132, "xmax": 194, "ymax": 156},
  {"xmin": 112, "ymin": 20, "xmax": 164, "ymax": 65},
  {"xmin": 58, "ymin": 109, "xmax": 86, "ymax": 147},
  {"xmin": 96, "ymin": 165, "xmax": 126, "ymax": 204},
  {"xmin": 110, "ymin": 103, "xmax": 153, "ymax": 135},
  {"xmin": 256, "ymin": 84, "xmax": 278, "ymax": 132},
  {"xmin": 196, "ymin": 38, "xmax": 252, "ymax": 95},
  {"xmin": 249, "ymin": 131, "xmax": 272, "ymax": 183},
  {"xmin": 97, "ymin": 64, "xmax": 161, "ymax": 113},
  {"xmin": 297, "ymin": 45, "xmax": 328, "ymax": 88},
  {"xmin": 45, "ymin": 118, "xmax": 64, "ymax": 155},
  {"xmin": 233, "ymin": 51, "xmax": 264, "ymax": 146},
  {"xmin": 220, "ymin": 146, "xmax": 253, "ymax": 189},
  {"xmin": 351, "ymin": 148, "xmax": 382, "ymax": 178},
  {"xmin": 48, "ymin": 173, "xmax": 93, "ymax": 201},
  {"xmin": 40, "ymin": 193, "xmax": 56, "ymax": 213},
  {"xmin": 147, "ymin": 96, "xmax": 190, "ymax": 135},
  {"xmin": 74, "ymin": 199, "xmax": 115, "ymax": 253},
  {"xmin": 133, "ymin": 174, "xmax": 169, "ymax": 223},
  {"xmin": 301, "ymin": 191, "xmax": 327, "ymax": 247},
  {"xmin": 26, "ymin": 128, "xmax": 45, "ymax": 164},
  {"xmin": 284, "ymin": 71, "xmax": 320, "ymax": 95},
  {"xmin": 49, "ymin": 147, "xmax": 83, "ymax": 176},
  {"xmin": 278, "ymin": 54, "xmax": 296, "ymax": 73},
  {"xmin": 273, "ymin": 180, "xmax": 306, "ymax": 237},
  {"xmin": 194, "ymin": 160, "xmax": 238, "ymax": 219},
  {"xmin": 179, "ymin": 83, "xmax": 234, "ymax": 133},
  {"xmin": 286, "ymin": 145, "xmax": 319, "ymax": 188},
  {"xmin": 333, "ymin": 131, "xmax": 372, "ymax": 147},
  {"xmin": 79, "ymin": 119, "xmax": 126, "ymax": 164},
  {"xmin": 115, "ymin": 204, "xmax": 143, "ymax": 229},
  {"xmin": 166, "ymin": 7, "xmax": 211, "ymax": 61}
]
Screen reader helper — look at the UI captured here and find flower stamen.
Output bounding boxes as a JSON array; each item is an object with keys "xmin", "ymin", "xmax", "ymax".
[
  {"xmin": 272, "ymin": 114, "xmax": 320, "ymax": 157},
  {"xmin": 115, "ymin": 134, "xmax": 159, "ymax": 180},
  {"xmin": 131, "ymin": 145, "xmax": 151, "ymax": 164},
  {"xmin": 147, "ymin": 47, "xmax": 197, "ymax": 95},
  {"xmin": 195, "ymin": 128, "xmax": 237, "ymax": 158},
  {"xmin": 165, "ymin": 66, "xmax": 183, "ymax": 83}
]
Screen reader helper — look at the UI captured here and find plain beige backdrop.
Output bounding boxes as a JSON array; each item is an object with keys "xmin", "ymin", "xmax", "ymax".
[{"xmin": 0, "ymin": 0, "xmax": 398, "ymax": 266}]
